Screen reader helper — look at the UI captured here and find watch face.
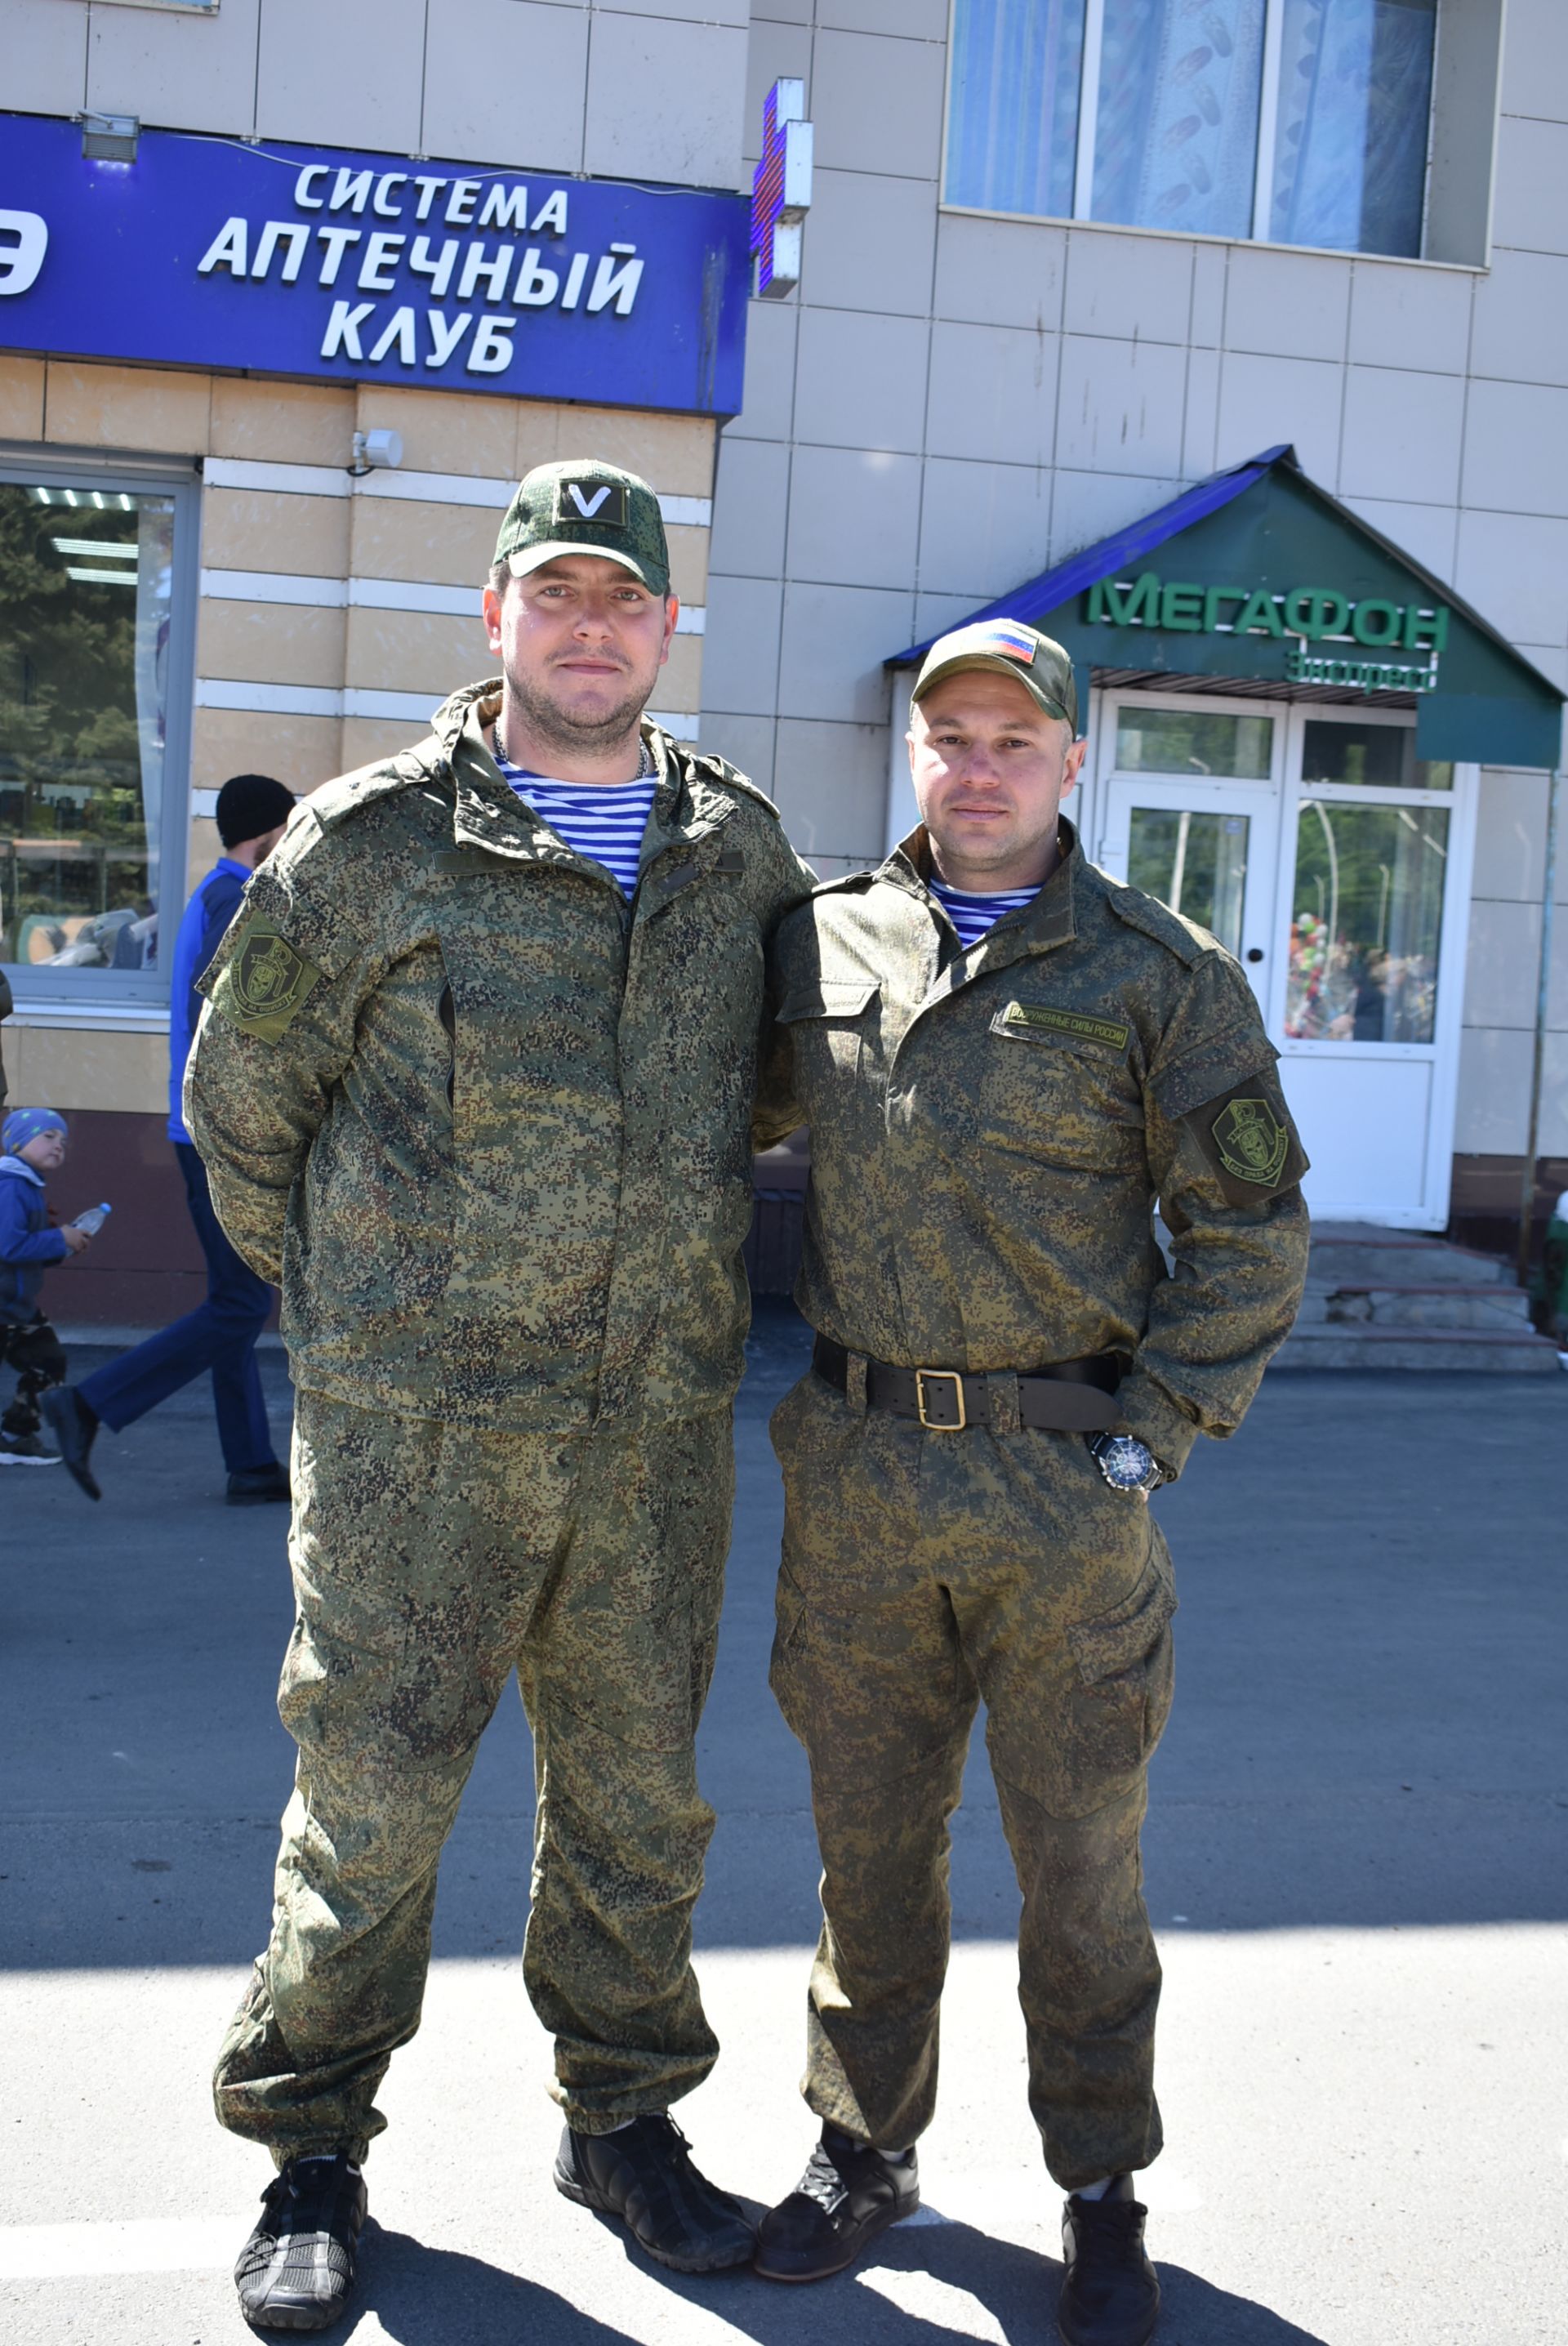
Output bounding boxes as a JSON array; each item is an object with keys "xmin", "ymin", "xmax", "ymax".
[{"xmin": 1098, "ymin": 1435, "xmax": 1156, "ymax": 1490}]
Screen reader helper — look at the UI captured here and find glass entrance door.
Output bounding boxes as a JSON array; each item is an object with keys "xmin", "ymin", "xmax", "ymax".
[
  {"xmin": 1094, "ymin": 701, "xmax": 1281, "ymax": 1012},
  {"xmin": 1091, "ymin": 694, "xmax": 1476, "ymax": 1229}
]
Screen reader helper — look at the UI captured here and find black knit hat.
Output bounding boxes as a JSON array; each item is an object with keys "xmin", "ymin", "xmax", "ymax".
[{"xmin": 216, "ymin": 774, "xmax": 296, "ymax": 849}]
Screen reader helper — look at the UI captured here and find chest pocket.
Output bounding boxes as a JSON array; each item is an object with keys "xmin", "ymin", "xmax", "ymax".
[
  {"xmin": 979, "ymin": 1002, "xmax": 1146, "ymax": 1171},
  {"xmin": 775, "ymin": 979, "xmax": 880, "ymax": 1101}
]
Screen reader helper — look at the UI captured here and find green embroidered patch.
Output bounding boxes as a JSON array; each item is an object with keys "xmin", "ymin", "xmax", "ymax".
[
  {"xmin": 998, "ymin": 1001, "xmax": 1132, "ymax": 1052},
  {"xmin": 216, "ymin": 915, "xmax": 322, "ymax": 1043},
  {"xmin": 1211, "ymin": 1096, "xmax": 1289, "ymax": 1186}
]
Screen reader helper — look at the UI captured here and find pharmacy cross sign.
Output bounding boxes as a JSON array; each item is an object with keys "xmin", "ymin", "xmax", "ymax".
[{"xmin": 751, "ymin": 78, "xmax": 813, "ymax": 301}]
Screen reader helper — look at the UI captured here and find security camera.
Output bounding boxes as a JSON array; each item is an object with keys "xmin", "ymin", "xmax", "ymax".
[{"xmin": 350, "ymin": 428, "xmax": 404, "ymax": 475}]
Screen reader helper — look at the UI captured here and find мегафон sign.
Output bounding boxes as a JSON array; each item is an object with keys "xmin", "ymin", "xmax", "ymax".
[{"xmin": 0, "ymin": 112, "xmax": 750, "ymax": 416}]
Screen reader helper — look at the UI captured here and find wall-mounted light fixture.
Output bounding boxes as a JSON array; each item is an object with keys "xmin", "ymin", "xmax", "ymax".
[
  {"xmin": 81, "ymin": 114, "xmax": 140, "ymax": 163},
  {"xmin": 350, "ymin": 429, "xmax": 404, "ymax": 478}
]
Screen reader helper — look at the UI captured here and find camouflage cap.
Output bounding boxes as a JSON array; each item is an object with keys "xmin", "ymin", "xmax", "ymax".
[
  {"xmin": 494, "ymin": 458, "xmax": 670, "ymax": 596},
  {"xmin": 911, "ymin": 618, "xmax": 1078, "ymax": 734}
]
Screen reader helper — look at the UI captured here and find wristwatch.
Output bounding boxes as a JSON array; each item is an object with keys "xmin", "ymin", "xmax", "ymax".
[{"xmin": 1088, "ymin": 1432, "xmax": 1167, "ymax": 1494}]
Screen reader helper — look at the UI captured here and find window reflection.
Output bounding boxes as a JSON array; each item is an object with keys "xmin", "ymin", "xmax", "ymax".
[
  {"xmin": 1116, "ymin": 707, "xmax": 1274, "ymax": 778},
  {"xmin": 1129, "ymin": 806, "xmax": 1250, "ymax": 955},
  {"xmin": 1269, "ymin": 0, "xmax": 1437, "ymax": 259},
  {"xmin": 1286, "ymin": 798, "xmax": 1447, "ymax": 1044},
  {"xmin": 1093, "ymin": 0, "xmax": 1267, "ymax": 241},
  {"xmin": 943, "ymin": 0, "xmax": 1440, "ymax": 260},
  {"xmin": 947, "ymin": 0, "xmax": 1088, "ymax": 218},
  {"xmin": 1300, "ymin": 718, "xmax": 1450, "ymax": 791},
  {"xmin": 0, "ymin": 482, "xmax": 172, "ymax": 976}
]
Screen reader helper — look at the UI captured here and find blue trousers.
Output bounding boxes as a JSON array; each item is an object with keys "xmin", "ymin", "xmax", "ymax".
[{"xmin": 78, "ymin": 1142, "xmax": 278, "ymax": 1474}]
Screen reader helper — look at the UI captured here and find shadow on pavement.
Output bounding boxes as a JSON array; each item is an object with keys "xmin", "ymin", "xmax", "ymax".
[{"xmin": 376, "ymin": 2209, "xmax": 1334, "ymax": 2346}]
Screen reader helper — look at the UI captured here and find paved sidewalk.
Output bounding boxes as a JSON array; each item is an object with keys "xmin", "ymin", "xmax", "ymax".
[{"xmin": 1, "ymin": 1309, "xmax": 1563, "ymax": 2343}]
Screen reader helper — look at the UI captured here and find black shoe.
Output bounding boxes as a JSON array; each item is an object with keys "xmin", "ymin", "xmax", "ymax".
[
  {"xmin": 234, "ymin": 2152, "xmax": 368, "ymax": 2333},
  {"xmin": 753, "ymin": 2124, "xmax": 920, "ymax": 2282},
  {"xmin": 555, "ymin": 2114, "xmax": 754, "ymax": 2274},
  {"xmin": 38, "ymin": 1387, "xmax": 100, "ymax": 1501},
  {"xmin": 227, "ymin": 1463, "xmax": 292, "ymax": 1506},
  {"xmin": 1058, "ymin": 2175, "xmax": 1160, "ymax": 2346}
]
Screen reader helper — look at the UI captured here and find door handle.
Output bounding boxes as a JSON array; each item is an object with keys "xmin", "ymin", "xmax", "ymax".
[{"xmin": 1246, "ymin": 948, "xmax": 1264, "ymax": 963}]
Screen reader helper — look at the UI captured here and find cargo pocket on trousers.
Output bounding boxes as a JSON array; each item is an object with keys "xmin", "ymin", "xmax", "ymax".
[{"xmin": 1053, "ymin": 1554, "xmax": 1178, "ymax": 1816}]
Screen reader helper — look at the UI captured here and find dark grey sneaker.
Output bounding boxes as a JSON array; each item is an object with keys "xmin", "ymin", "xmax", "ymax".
[
  {"xmin": 235, "ymin": 2152, "xmax": 368, "ymax": 2333},
  {"xmin": 226, "ymin": 1463, "xmax": 291, "ymax": 1506},
  {"xmin": 1058, "ymin": 2174, "xmax": 1160, "ymax": 2346},
  {"xmin": 0, "ymin": 1429, "xmax": 60, "ymax": 1465},
  {"xmin": 38, "ymin": 1387, "xmax": 100, "ymax": 1501},
  {"xmin": 754, "ymin": 2124, "xmax": 920, "ymax": 2281},
  {"xmin": 555, "ymin": 2114, "xmax": 754, "ymax": 2273}
]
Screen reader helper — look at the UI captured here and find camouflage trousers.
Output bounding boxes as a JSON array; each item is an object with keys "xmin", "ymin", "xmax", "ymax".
[
  {"xmin": 215, "ymin": 1390, "xmax": 733, "ymax": 2165},
  {"xmin": 768, "ymin": 1369, "xmax": 1176, "ymax": 2191}
]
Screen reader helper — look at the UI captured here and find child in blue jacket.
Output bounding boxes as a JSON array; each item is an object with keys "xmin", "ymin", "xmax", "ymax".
[{"xmin": 1, "ymin": 1108, "xmax": 91, "ymax": 1465}]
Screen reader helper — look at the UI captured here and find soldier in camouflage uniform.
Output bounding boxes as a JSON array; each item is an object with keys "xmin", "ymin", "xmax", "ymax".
[
  {"xmin": 185, "ymin": 461, "xmax": 814, "ymax": 2331},
  {"xmin": 750, "ymin": 622, "xmax": 1308, "ymax": 2346}
]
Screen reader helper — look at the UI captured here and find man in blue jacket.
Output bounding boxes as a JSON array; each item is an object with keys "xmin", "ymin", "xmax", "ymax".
[{"xmin": 43, "ymin": 774, "xmax": 296, "ymax": 1504}]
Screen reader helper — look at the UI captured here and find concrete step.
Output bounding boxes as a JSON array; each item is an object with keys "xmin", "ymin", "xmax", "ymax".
[
  {"xmin": 1307, "ymin": 1238, "xmax": 1513, "ymax": 1288},
  {"xmin": 1273, "ymin": 1324, "xmax": 1561, "ymax": 1373},
  {"xmin": 1294, "ymin": 1283, "xmax": 1535, "ymax": 1332}
]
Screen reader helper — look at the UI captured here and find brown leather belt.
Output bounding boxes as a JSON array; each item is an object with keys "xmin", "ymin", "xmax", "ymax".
[{"xmin": 811, "ymin": 1336, "xmax": 1124, "ymax": 1434}]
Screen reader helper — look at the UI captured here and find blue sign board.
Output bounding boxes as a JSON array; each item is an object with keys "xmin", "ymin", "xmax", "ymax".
[{"xmin": 0, "ymin": 112, "xmax": 750, "ymax": 415}]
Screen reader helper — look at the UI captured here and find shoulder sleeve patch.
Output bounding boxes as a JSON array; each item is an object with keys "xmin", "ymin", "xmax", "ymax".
[
  {"xmin": 207, "ymin": 914, "xmax": 323, "ymax": 1044},
  {"xmin": 1189, "ymin": 1074, "xmax": 1310, "ymax": 1206}
]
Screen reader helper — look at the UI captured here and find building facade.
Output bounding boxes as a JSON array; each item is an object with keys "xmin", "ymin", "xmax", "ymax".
[{"xmin": 2, "ymin": 0, "xmax": 1564, "ymax": 1320}]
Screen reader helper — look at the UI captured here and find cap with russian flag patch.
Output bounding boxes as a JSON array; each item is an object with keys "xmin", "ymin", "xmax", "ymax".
[{"xmin": 911, "ymin": 618, "xmax": 1078, "ymax": 734}]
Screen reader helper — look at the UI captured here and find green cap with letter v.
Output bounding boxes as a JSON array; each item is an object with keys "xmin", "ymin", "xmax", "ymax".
[{"xmin": 494, "ymin": 458, "xmax": 670, "ymax": 597}]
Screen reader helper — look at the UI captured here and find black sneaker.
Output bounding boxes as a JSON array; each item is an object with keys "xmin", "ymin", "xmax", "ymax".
[
  {"xmin": 234, "ymin": 2152, "xmax": 368, "ymax": 2333},
  {"xmin": 1058, "ymin": 2174, "xmax": 1160, "ymax": 2346},
  {"xmin": 555, "ymin": 2114, "xmax": 754, "ymax": 2273},
  {"xmin": 38, "ymin": 1387, "xmax": 100, "ymax": 1501},
  {"xmin": 227, "ymin": 1464, "xmax": 292, "ymax": 1506},
  {"xmin": 0, "ymin": 1429, "xmax": 60, "ymax": 1466},
  {"xmin": 753, "ymin": 2124, "xmax": 920, "ymax": 2282}
]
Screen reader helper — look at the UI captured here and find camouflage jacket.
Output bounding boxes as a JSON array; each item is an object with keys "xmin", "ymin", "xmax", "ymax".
[
  {"xmin": 755, "ymin": 821, "xmax": 1309, "ymax": 1475},
  {"xmin": 187, "ymin": 680, "xmax": 814, "ymax": 1432}
]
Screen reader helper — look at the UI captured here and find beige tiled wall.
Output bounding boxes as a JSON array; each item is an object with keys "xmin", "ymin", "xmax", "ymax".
[
  {"xmin": 2, "ymin": 1025, "xmax": 168, "ymax": 1117},
  {"xmin": 14, "ymin": 354, "xmax": 719, "ymax": 1112}
]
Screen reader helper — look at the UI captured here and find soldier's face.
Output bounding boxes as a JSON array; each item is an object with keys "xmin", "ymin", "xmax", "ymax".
[
  {"xmin": 483, "ymin": 555, "xmax": 677, "ymax": 747},
  {"xmin": 909, "ymin": 671, "xmax": 1085, "ymax": 891}
]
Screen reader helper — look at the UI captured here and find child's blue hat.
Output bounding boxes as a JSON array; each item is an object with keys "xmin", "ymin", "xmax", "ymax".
[{"xmin": 2, "ymin": 1108, "xmax": 68, "ymax": 1155}]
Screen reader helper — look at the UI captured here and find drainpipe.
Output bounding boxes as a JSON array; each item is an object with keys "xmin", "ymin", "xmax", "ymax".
[{"xmin": 1517, "ymin": 766, "xmax": 1562, "ymax": 1290}]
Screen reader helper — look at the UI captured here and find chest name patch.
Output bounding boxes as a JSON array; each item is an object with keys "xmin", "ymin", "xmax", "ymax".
[{"xmin": 999, "ymin": 1001, "xmax": 1131, "ymax": 1053}]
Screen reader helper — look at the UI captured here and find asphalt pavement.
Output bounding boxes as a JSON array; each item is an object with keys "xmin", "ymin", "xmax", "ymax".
[{"xmin": 1, "ymin": 1305, "xmax": 1564, "ymax": 2344}]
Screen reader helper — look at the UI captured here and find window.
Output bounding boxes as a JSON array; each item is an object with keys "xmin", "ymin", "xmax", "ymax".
[
  {"xmin": 1283, "ymin": 716, "xmax": 1450, "ymax": 1046},
  {"xmin": 0, "ymin": 461, "xmax": 198, "ymax": 1007},
  {"xmin": 946, "ymin": 0, "xmax": 1443, "ymax": 260},
  {"xmin": 1115, "ymin": 707, "xmax": 1274, "ymax": 778}
]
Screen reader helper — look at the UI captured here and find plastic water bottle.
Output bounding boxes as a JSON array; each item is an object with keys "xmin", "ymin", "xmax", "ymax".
[{"xmin": 72, "ymin": 1203, "xmax": 112, "ymax": 1235}]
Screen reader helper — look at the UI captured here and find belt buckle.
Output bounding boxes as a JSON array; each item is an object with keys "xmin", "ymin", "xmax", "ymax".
[{"xmin": 915, "ymin": 1367, "xmax": 966, "ymax": 1431}]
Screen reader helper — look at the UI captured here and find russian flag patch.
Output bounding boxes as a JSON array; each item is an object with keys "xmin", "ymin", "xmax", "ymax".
[{"xmin": 947, "ymin": 618, "xmax": 1036, "ymax": 664}]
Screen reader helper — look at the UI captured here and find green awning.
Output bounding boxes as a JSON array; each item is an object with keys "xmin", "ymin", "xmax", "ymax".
[{"xmin": 889, "ymin": 447, "xmax": 1564, "ymax": 771}]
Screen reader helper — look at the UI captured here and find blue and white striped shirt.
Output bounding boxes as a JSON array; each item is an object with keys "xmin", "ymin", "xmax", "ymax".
[
  {"xmin": 496, "ymin": 755, "xmax": 657, "ymax": 898},
  {"xmin": 929, "ymin": 878, "xmax": 1040, "ymax": 952}
]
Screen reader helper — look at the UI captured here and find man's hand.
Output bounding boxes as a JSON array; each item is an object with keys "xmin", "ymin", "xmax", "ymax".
[{"xmin": 61, "ymin": 1225, "xmax": 91, "ymax": 1256}]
